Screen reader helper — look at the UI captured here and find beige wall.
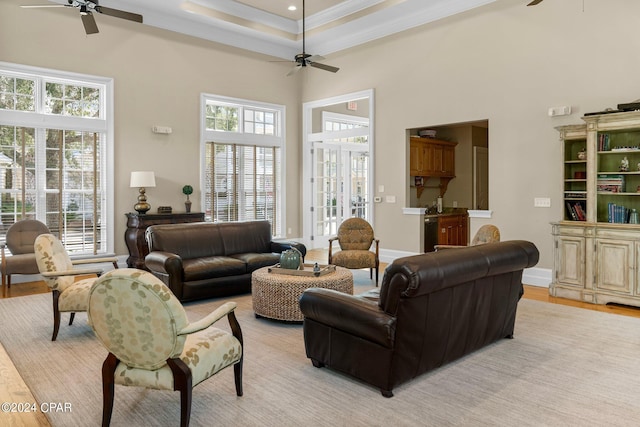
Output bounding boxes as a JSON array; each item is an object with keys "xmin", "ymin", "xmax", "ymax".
[
  {"xmin": 302, "ymin": 0, "xmax": 640, "ymax": 269},
  {"xmin": 4, "ymin": 0, "xmax": 640, "ymax": 271},
  {"xmin": 0, "ymin": 1, "xmax": 302, "ymax": 256}
]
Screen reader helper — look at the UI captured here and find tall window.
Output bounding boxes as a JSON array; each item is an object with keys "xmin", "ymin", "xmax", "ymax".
[
  {"xmin": 201, "ymin": 95, "xmax": 285, "ymax": 237},
  {"xmin": 0, "ymin": 62, "xmax": 113, "ymax": 256}
]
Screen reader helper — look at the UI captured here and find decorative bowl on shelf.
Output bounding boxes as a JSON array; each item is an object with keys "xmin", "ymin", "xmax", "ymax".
[{"xmin": 419, "ymin": 129, "xmax": 437, "ymax": 138}]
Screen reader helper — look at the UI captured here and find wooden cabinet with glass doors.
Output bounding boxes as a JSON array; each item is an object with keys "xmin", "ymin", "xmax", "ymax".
[{"xmin": 551, "ymin": 111, "xmax": 640, "ymax": 308}]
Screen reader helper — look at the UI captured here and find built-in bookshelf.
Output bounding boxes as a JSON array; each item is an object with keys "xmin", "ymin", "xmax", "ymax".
[{"xmin": 551, "ymin": 111, "xmax": 640, "ymax": 308}]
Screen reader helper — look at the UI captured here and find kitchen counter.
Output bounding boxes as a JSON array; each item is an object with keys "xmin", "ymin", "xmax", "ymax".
[
  {"xmin": 423, "ymin": 208, "xmax": 469, "ymax": 218},
  {"xmin": 402, "ymin": 207, "xmax": 468, "ymax": 217}
]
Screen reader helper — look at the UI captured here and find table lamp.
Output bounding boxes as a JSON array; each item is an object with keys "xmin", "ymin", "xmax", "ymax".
[{"xmin": 130, "ymin": 171, "xmax": 156, "ymax": 214}]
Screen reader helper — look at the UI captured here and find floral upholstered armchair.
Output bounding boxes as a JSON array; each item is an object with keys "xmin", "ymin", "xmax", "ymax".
[
  {"xmin": 328, "ymin": 218, "xmax": 380, "ymax": 285},
  {"xmin": 87, "ymin": 268, "xmax": 244, "ymax": 427},
  {"xmin": 434, "ymin": 224, "xmax": 500, "ymax": 251},
  {"xmin": 34, "ymin": 233, "xmax": 118, "ymax": 341}
]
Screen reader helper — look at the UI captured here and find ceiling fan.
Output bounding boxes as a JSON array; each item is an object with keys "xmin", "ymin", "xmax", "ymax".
[
  {"xmin": 21, "ymin": 0, "xmax": 142, "ymax": 35},
  {"xmin": 527, "ymin": 0, "xmax": 544, "ymax": 5},
  {"xmin": 287, "ymin": 0, "xmax": 339, "ymax": 76}
]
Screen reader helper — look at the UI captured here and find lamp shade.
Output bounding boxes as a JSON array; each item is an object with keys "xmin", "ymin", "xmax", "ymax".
[{"xmin": 130, "ymin": 171, "xmax": 156, "ymax": 188}]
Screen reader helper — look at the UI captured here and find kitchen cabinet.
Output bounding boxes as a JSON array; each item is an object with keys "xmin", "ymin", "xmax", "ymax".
[
  {"xmin": 410, "ymin": 137, "xmax": 457, "ymax": 177},
  {"xmin": 410, "ymin": 137, "xmax": 457, "ymax": 198},
  {"xmin": 437, "ymin": 214, "xmax": 468, "ymax": 246}
]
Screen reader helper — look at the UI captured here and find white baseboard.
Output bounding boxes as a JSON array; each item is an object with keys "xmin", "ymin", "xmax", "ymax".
[{"xmin": 523, "ymin": 267, "xmax": 552, "ymax": 288}]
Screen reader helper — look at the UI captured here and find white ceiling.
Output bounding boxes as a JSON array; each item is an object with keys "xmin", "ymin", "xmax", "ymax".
[{"xmin": 26, "ymin": 0, "xmax": 498, "ymax": 59}]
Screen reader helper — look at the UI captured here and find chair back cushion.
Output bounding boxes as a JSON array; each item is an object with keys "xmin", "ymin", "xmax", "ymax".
[
  {"xmin": 34, "ymin": 234, "xmax": 75, "ymax": 291},
  {"xmin": 337, "ymin": 218, "xmax": 374, "ymax": 250},
  {"xmin": 88, "ymin": 268, "xmax": 189, "ymax": 370},
  {"xmin": 471, "ymin": 224, "xmax": 500, "ymax": 245},
  {"xmin": 6, "ymin": 219, "xmax": 50, "ymax": 255}
]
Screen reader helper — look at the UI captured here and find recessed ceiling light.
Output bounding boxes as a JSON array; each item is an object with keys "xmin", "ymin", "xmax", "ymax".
[{"xmin": 288, "ymin": 6, "xmax": 297, "ymax": 11}]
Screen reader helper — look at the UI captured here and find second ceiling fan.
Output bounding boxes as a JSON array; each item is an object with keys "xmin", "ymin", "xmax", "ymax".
[
  {"xmin": 287, "ymin": 0, "xmax": 339, "ymax": 76},
  {"xmin": 22, "ymin": 0, "xmax": 142, "ymax": 35}
]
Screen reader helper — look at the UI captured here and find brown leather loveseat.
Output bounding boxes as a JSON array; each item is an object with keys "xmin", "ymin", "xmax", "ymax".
[
  {"xmin": 299, "ymin": 240, "xmax": 539, "ymax": 397},
  {"xmin": 145, "ymin": 220, "xmax": 306, "ymax": 302}
]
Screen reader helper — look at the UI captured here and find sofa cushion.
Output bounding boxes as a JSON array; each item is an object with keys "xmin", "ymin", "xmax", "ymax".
[
  {"xmin": 182, "ymin": 257, "xmax": 246, "ymax": 282},
  {"xmin": 229, "ymin": 253, "xmax": 280, "ymax": 272},
  {"xmin": 332, "ymin": 250, "xmax": 376, "ymax": 269},
  {"xmin": 147, "ymin": 222, "xmax": 226, "ymax": 259},
  {"xmin": 219, "ymin": 221, "xmax": 273, "ymax": 254}
]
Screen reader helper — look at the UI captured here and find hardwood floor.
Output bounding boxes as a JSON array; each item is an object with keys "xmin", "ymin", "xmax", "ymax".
[{"xmin": 1, "ymin": 249, "xmax": 639, "ymax": 426}]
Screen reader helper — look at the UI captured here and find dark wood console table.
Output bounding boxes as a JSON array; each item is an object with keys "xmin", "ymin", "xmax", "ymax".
[{"xmin": 124, "ymin": 212, "xmax": 205, "ymax": 269}]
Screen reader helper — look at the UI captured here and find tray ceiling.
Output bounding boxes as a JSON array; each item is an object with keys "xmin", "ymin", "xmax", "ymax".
[{"xmin": 23, "ymin": 0, "xmax": 497, "ymax": 59}]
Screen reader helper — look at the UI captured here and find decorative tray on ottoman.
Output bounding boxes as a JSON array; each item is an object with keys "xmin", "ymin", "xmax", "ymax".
[{"xmin": 268, "ymin": 263, "xmax": 336, "ymax": 277}]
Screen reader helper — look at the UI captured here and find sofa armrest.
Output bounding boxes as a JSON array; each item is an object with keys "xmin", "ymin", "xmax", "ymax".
[
  {"xmin": 145, "ymin": 251, "xmax": 183, "ymax": 275},
  {"xmin": 271, "ymin": 240, "xmax": 307, "ymax": 258},
  {"xmin": 300, "ymin": 288, "xmax": 396, "ymax": 348}
]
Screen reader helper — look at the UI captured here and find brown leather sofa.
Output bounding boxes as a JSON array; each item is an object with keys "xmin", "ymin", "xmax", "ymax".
[
  {"xmin": 299, "ymin": 240, "xmax": 539, "ymax": 397},
  {"xmin": 144, "ymin": 220, "xmax": 306, "ymax": 302}
]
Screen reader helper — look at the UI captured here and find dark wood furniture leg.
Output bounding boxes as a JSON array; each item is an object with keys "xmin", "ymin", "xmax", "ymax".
[
  {"xmin": 101, "ymin": 353, "xmax": 118, "ymax": 427},
  {"xmin": 167, "ymin": 358, "xmax": 192, "ymax": 427},
  {"xmin": 51, "ymin": 290, "xmax": 61, "ymax": 341}
]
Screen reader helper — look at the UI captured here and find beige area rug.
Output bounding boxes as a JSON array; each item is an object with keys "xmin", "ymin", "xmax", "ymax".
[{"xmin": 1, "ymin": 271, "xmax": 640, "ymax": 427}]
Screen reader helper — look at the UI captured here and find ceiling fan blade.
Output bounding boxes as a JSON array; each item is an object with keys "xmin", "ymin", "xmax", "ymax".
[
  {"xmin": 19, "ymin": 4, "xmax": 66, "ymax": 8},
  {"xmin": 81, "ymin": 12, "xmax": 99, "ymax": 34},
  {"xmin": 306, "ymin": 54, "xmax": 325, "ymax": 62},
  {"xmin": 309, "ymin": 62, "xmax": 339, "ymax": 73},
  {"xmin": 286, "ymin": 65, "xmax": 302, "ymax": 77},
  {"xmin": 527, "ymin": 0, "xmax": 544, "ymax": 5},
  {"xmin": 96, "ymin": 6, "xmax": 143, "ymax": 23}
]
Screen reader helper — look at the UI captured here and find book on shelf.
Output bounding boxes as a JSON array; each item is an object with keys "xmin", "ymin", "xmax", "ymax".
[
  {"xmin": 564, "ymin": 191, "xmax": 587, "ymax": 199},
  {"xmin": 607, "ymin": 202, "xmax": 630, "ymax": 223},
  {"xmin": 565, "ymin": 201, "xmax": 586, "ymax": 221},
  {"xmin": 598, "ymin": 133, "xmax": 610, "ymax": 151},
  {"xmin": 597, "ymin": 174, "xmax": 625, "ymax": 193}
]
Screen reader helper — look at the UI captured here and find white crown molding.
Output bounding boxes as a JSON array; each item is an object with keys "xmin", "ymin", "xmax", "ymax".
[{"xmin": 70, "ymin": 0, "xmax": 496, "ymax": 60}]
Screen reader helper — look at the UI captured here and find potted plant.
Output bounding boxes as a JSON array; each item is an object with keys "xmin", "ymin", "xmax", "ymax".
[{"xmin": 182, "ymin": 185, "xmax": 193, "ymax": 213}]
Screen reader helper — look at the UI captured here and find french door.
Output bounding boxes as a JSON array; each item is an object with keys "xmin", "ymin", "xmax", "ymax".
[
  {"xmin": 301, "ymin": 89, "xmax": 374, "ymax": 250},
  {"xmin": 310, "ymin": 142, "xmax": 370, "ymax": 248}
]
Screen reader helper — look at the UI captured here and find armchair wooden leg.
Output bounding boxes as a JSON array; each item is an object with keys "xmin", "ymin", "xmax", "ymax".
[
  {"xmin": 234, "ymin": 359, "xmax": 243, "ymax": 397},
  {"xmin": 51, "ymin": 290, "xmax": 61, "ymax": 341},
  {"xmin": 228, "ymin": 311, "xmax": 244, "ymax": 397},
  {"xmin": 167, "ymin": 358, "xmax": 192, "ymax": 427},
  {"xmin": 101, "ymin": 353, "xmax": 118, "ymax": 427}
]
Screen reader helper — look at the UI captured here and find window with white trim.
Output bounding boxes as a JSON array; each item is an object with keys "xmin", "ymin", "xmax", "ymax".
[
  {"xmin": 0, "ymin": 62, "xmax": 113, "ymax": 256},
  {"xmin": 201, "ymin": 95, "xmax": 284, "ymax": 237}
]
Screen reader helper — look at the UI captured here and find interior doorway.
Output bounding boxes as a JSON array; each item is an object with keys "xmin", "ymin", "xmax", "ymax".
[{"xmin": 408, "ymin": 120, "xmax": 488, "ymax": 212}]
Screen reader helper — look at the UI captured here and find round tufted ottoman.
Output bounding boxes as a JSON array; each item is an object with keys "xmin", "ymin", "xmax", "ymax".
[{"xmin": 251, "ymin": 266, "xmax": 353, "ymax": 322}]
